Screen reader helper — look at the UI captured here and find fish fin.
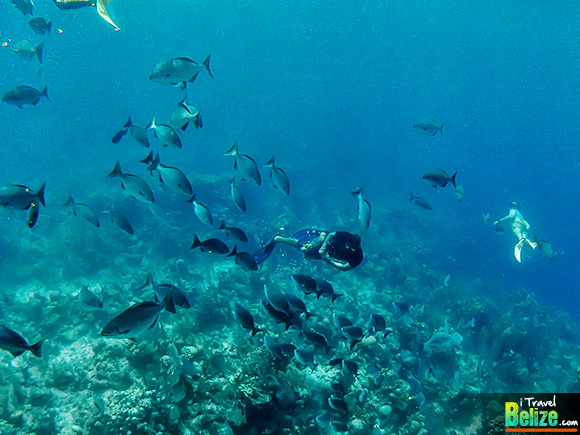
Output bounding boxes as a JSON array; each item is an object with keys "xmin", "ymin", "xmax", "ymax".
[
  {"xmin": 162, "ymin": 291, "xmax": 177, "ymax": 314},
  {"xmin": 187, "ymin": 71, "xmax": 200, "ymax": 84},
  {"xmin": 202, "ymin": 54, "xmax": 213, "ymax": 78},
  {"xmin": 140, "ymin": 150, "xmax": 154, "ymax": 165},
  {"xmin": 145, "ymin": 117, "xmax": 155, "ymax": 130},
  {"xmin": 41, "ymin": 85, "xmax": 50, "ymax": 102},
  {"xmin": 10, "ymin": 349, "xmax": 25, "ymax": 357},
  {"xmin": 451, "ymin": 171, "xmax": 457, "ymax": 188},
  {"xmin": 47, "ymin": 20, "xmax": 52, "ymax": 33},
  {"xmin": 227, "ymin": 245, "xmax": 238, "ymax": 257},
  {"xmin": 96, "ymin": 0, "xmax": 120, "ymax": 30},
  {"xmin": 64, "ymin": 195, "xmax": 75, "ymax": 207},
  {"xmin": 29, "ymin": 340, "xmax": 45, "ymax": 357},
  {"xmin": 36, "ymin": 182, "xmax": 46, "ymax": 207},
  {"xmin": 190, "ymin": 234, "xmax": 201, "ymax": 250},
  {"xmin": 251, "ymin": 327, "xmax": 262, "ymax": 337},
  {"xmin": 263, "ymin": 156, "xmax": 275, "ymax": 168},
  {"xmin": 224, "ymin": 142, "xmax": 239, "ymax": 157},
  {"xmin": 123, "ymin": 116, "xmax": 132, "ymax": 128},
  {"xmin": 351, "ymin": 186, "xmax": 363, "ymax": 197},
  {"xmin": 146, "ymin": 153, "xmax": 160, "ymax": 172},
  {"xmin": 440, "ymin": 122, "xmax": 444, "ymax": 136},
  {"xmin": 36, "ymin": 42, "xmax": 44, "ymax": 64},
  {"xmin": 107, "ymin": 161, "xmax": 122, "ymax": 178}
]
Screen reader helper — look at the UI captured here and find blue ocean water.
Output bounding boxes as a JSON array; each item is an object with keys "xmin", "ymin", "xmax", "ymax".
[{"xmin": 1, "ymin": 0, "xmax": 579, "ymax": 433}]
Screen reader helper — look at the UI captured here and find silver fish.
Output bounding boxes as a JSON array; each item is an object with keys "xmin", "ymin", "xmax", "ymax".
[
  {"xmin": 2, "ymin": 85, "xmax": 49, "ymax": 108},
  {"xmin": 13, "ymin": 40, "xmax": 44, "ymax": 64},
  {"xmin": 146, "ymin": 117, "xmax": 182, "ymax": 148},
  {"xmin": 187, "ymin": 194, "xmax": 213, "ymax": 226},
  {"xmin": 124, "ymin": 117, "xmax": 150, "ymax": 148},
  {"xmin": 170, "ymin": 98, "xmax": 202, "ymax": 131},
  {"xmin": 229, "ymin": 178, "xmax": 246, "ymax": 212},
  {"xmin": 105, "ymin": 205, "xmax": 134, "ymax": 235},
  {"xmin": 29, "ymin": 17, "xmax": 52, "ymax": 35},
  {"xmin": 263, "ymin": 156, "xmax": 290, "ymax": 195},
  {"xmin": 80, "ymin": 285, "xmax": 104, "ymax": 310},
  {"xmin": 101, "ymin": 293, "xmax": 176, "ymax": 340},
  {"xmin": 422, "ymin": 169, "xmax": 457, "ymax": 188},
  {"xmin": 413, "ymin": 118, "xmax": 444, "ymax": 136},
  {"xmin": 147, "ymin": 154, "xmax": 192, "ymax": 195},
  {"xmin": 351, "ymin": 186, "xmax": 371, "ymax": 229},
  {"xmin": 224, "ymin": 142, "xmax": 261, "ymax": 186},
  {"xmin": 454, "ymin": 185, "xmax": 464, "ymax": 201},
  {"xmin": 64, "ymin": 196, "xmax": 100, "ymax": 227},
  {"xmin": 107, "ymin": 161, "xmax": 155, "ymax": 203},
  {"xmin": 409, "ymin": 192, "xmax": 432, "ymax": 210},
  {"xmin": 0, "ymin": 182, "xmax": 46, "ymax": 210},
  {"xmin": 0, "ymin": 325, "xmax": 43, "ymax": 357},
  {"xmin": 149, "ymin": 55, "xmax": 213, "ymax": 87}
]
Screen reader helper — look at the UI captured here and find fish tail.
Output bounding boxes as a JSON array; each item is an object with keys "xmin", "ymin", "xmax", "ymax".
[
  {"xmin": 440, "ymin": 122, "xmax": 444, "ymax": 136},
  {"xmin": 186, "ymin": 194, "xmax": 196, "ymax": 204},
  {"xmin": 223, "ymin": 142, "xmax": 239, "ymax": 157},
  {"xmin": 29, "ymin": 339, "xmax": 45, "ymax": 357},
  {"xmin": 123, "ymin": 116, "xmax": 133, "ymax": 128},
  {"xmin": 146, "ymin": 153, "xmax": 160, "ymax": 172},
  {"xmin": 145, "ymin": 117, "xmax": 156, "ymax": 130},
  {"xmin": 218, "ymin": 219, "xmax": 227, "ymax": 230},
  {"xmin": 140, "ymin": 150, "xmax": 154, "ymax": 165},
  {"xmin": 263, "ymin": 156, "xmax": 275, "ymax": 168},
  {"xmin": 37, "ymin": 181, "xmax": 46, "ymax": 206},
  {"xmin": 107, "ymin": 161, "xmax": 123, "ymax": 178},
  {"xmin": 47, "ymin": 20, "xmax": 52, "ymax": 33},
  {"xmin": 162, "ymin": 291, "xmax": 177, "ymax": 314},
  {"xmin": 351, "ymin": 186, "xmax": 363, "ymax": 197},
  {"xmin": 202, "ymin": 54, "xmax": 213, "ymax": 78},
  {"xmin": 190, "ymin": 234, "xmax": 202, "ymax": 250},
  {"xmin": 64, "ymin": 195, "xmax": 75, "ymax": 207},
  {"xmin": 144, "ymin": 272, "xmax": 155, "ymax": 288},
  {"xmin": 41, "ymin": 85, "xmax": 50, "ymax": 102},
  {"xmin": 36, "ymin": 42, "xmax": 44, "ymax": 64},
  {"xmin": 227, "ymin": 245, "xmax": 238, "ymax": 257},
  {"xmin": 251, "ymin": 326, "xmax": 263, "ymax": 337},
  {"xmin": 409, "ymin": 192, "xmax": 414, "ymax": 202},
  {"xmin": 451, "ymin": 171, "xmax": 457, "ymax": 188}
]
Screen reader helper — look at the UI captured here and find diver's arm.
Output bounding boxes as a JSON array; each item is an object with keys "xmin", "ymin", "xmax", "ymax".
[
  {"xmin": 318, "ymin": 232, "xmax": 335, "ymax": 255},
  {"xmin": 494, "ymin": 209, "xmax": 516, "ymax": 225},
  {"xmin": 328, "ymin": 258, "xmax": 352, "ymax": 271}
]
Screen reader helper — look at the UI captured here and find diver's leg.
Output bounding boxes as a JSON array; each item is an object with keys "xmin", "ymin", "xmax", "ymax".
[{"xmin": 273, "ymin": 236, "xmax": 299, "ymax": 247}]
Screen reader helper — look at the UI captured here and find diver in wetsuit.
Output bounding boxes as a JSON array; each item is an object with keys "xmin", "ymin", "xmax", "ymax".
[
  {"xmin": 494, "ymin": 202, "xmax": 537, "ymax": 263},
  {"xmin": 253, "ymin": 229, "xmax": 363, "ymax": 271}
]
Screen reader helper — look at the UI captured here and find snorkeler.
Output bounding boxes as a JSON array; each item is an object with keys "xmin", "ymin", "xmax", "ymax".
[
  {"xmin": 53, "ymin": 0, "xmax": 119, "ymax": 30},
  {"xmin": 253, "ymin": 229, "xmax": 363, "ymax": 271},
  {"xmin": 493, "ymin": 202, "xmax": 537, "ymax": 263}
]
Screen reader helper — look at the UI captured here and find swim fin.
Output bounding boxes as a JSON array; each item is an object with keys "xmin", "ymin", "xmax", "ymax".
[
  {"xmin": 96, "ymin": 0, "xmax": 119, "ymax": 30},
  {"xmin": 253, "ymin": 239, "xmax": 277, "ymax": 265},
  {"xmin": 514, "ymin": 239, "xmax": 525, "ymax": 263}
]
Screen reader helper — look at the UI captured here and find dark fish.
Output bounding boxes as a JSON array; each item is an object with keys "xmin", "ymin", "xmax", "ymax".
[
  {"xmin": 107, "ymin": 161, "xmax": 155, "ymax": 203},
  {"xmin": 0, "ymin": 182, "xmax": 46, "ymax": 210},
  {"xmin": 13, "ymin": 40, "xmax": 44, "ymax": 64},
  {"xmin": 10, "ymin": 0, "xmax": 33, "ymax": 15},
  {"xmin": 351, "ymin": 186, "xmax": 371, "ymax": 230},
  {"xmin": 413, "ymin": 118, "xmax": 444, "ymax": 136},
  {"xmin": 422, "ymin": 169, "xmax": 457, "ymax": 189},
  {"xmin": 80, "ymin": 285, "xmax": 104, "ymax": 309},
  {"xmin": 218, "ymin": 220, "xmax": 248, "ymax": 242},
  {"xmin": 292, "ymin": 274, "xmax": 317, "ymax": 295},
  {"xmin": 264, "ymin": 336, "xmax": 295, "ymax": 357},
  {"xmin": 264, "ymin": 285, "xmax": 290, "ymax": 314},
  {"xmin": 535, "ymin": 237, "xmax": 555, "ymax": 260},
  {"xmin": 190, "ymin": 234, "xmax": 229, "ymax": 254},
  {"xmin": 29, "ymin": 17, "xmax": 52, "ymax": 35},
  {"xmin": 64, "ymin": 196, "xmax": 100, "ymax": 227},
  {"xmin": 328, "ymin": 396, "xmax": 348, "ymax": 414},
  {"xmin": 332, "ymin": 314, "xmax": 353, "ymax": 331},
  {"xmin": 187, "ymin": 195, "xmax": 213, "ymax": 226},
  {"xmin": 2, "ymin": 86, "xmax": 49, "ymax": 108},
  {"xmin": 423, "ymin": 331, "xmax": 463, "ymax": 352},
  {"xmin": 149, "ymin": 55, "xmax": 213, "ymax": 87},
  {"xmin": 27, "ymin": 202, "xmax": 40, "ymax": 228},
  {"xmin": 229, "ymin": 178, "xmax": 247, "ymax": 212},
  {"xmin": 409, "ymin": 192, "xmax": 432, "ymax": 210},
  {"xmin": 341, "ymin": 326, "xmax": 364, "ymax": 349},
  {"xmin": 228, "ymin": 246, "xmax": 258, "ymax": 271},
  {"xmin": 234, "ymin": 303, "xmax": 262, "ymax": 336},
  {"xmin": 330, "ymin": 421, "xmax": 349, "ymax": 432},
  {"xmin": 284, "ymin": 293, "xmax": 314, "ymax": 320},
  {"xmin": 315, "ymin": 279, "xmax": 342, "ymax": 302},
  {"xmin": 341, "ymin": 359, "xmax": 358, "ymax": 376},
  {"xmin": 224, "ymin": 142, "xmax": 261, "ymax": 186},
  {"xmin": 105, "ymin": 206, "xmax": 134, "ymax": 235},
  {"xmin": 140, "ymin": 273, "xmax": 190, "ymax": 310},
  {"xmin": 171, "ymin": 97, "xmax": 202, "ymax": 131},
  {"xmin": 302, "ymin": 329, "xmax": 329, "ymax": 351},
  {"xmin": 147, "ymin": 154, "xmax": 192, "ymax": 195},
  {"xmin": 0, "ymin": 325, "xmax": 43, "ymax": 357},
  {"xmin": 294, "ymin": 347, "xmax": 315, "ymax": 369},
  {"xmin": 101, "ymin": 293, "xmax": 176, "ymax": 340},
  {"xmin": 124, "ymin": 117, "xmax": 150, "ymax": 148},
  {"xmin": 263, "ymin": 156, "xmax": 290, "ymax": 195},
  {"xmin": 261, "ymin": 300, "xmax": 302, "ymax": 330},
  {"xmin": 366, "ymin": 313, "xmax": 387, "ymax": 337},
  {"xmin": 146, "ymin": 118, "xmax": 182, "ymax": 148},
  {"xmin": 112, "ymin": 129, "xmax": 127, "ymax": 144}
]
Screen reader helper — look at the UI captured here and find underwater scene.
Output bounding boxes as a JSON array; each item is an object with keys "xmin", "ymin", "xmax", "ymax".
[{"xmin": 1, "ymin": 0, "xmax": 579, "ymax": 433}]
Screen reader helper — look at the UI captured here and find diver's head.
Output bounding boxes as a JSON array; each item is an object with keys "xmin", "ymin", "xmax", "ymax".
[
  {"xmin": 344, "ymin": 233, "xmax": 361, "ymax": 251},
  {"xmin": 509, "ymin": 201, "xmax": 519, "ymax": 210}
]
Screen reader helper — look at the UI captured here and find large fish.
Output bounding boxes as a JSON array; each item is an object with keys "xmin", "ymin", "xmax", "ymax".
[
  {"xmin": 147, "ymin": 154, "xmax": 192, "ymax": 195},
  {"xmin": 0, "ymin": 182, "xmax": 46, "ymax": 210},
  {"xmin": 171, "ymin": 98, "xmax": 202, "ymax": 131},
  {"xmin": 263, "ymin": 156, "xmax": 290, "ymax": 195},
  {"xmin": 146, "ymin": 118, "xmax": 182, "ymax": 148},
  {"xmin": 190, "ymin": 235, "xmax": 229, "ymax": 254},
  {"xmin": 413, "ymin": 119, "xmax": 444, "ymax": 136},
  {"xmin": 13, "ymin": 40, "xmax": 44, "ymax": 64},
  {"xmin": 101, "ymin": 293, "xmax": 176, "ymax": 340},
  {"xmin": 29, "ymin": 17, "xmax": 52, "ymax": 35},
  {"xmin": 53, "ymin": 0, "xmax": 120, "ymax": 30},
  {"xmin": 64, "ymin": 195, "xmax": 100, "ymax": 227},
  {"xmin": 224, "ymin": 142, "xmax": 261, "ymax": 186},
  {"xmin": 0, "ymin": 325, "xmax": 44, "ymax": 357},
  {"xmin": 2, "ymin": 86, "xmax": 49, "ymax": 108},
  {"xmin": 422, "ymin": 169, "xmax": 457, "ymax": 189},
  {"xmin": 229, "ymin": 178, "xmax": 246, "ymax": 212},
  {"xmin": 10, "ymin": 0, "xmax": 33, "ymax": 15},
  {"xmin": 351, "ymin": 186, "xmax": 371, "ymax": 230},
  {"xmin": 107, "ymin": 161, "xmax": 155, "ymax": 203},
  {"xmin": 149, "ymin": 55, "xmax": 213, "ymax": 88}
]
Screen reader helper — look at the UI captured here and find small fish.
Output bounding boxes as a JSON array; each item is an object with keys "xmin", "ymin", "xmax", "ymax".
[
  {"xmin": 264, "ymin": 285, "xmax": 289, "ymax": 314},
  {"xmin": 107, "ymin": 161, "xmax": 155, "ymax": 203},
  {"xmin": 146, "ymin": 118, "xmax": 182, "ymax": 148},
  {"xmin": 264, "ymin": 336, "xmax": 295, "ymax": 357},
  {"xmin": 149, "ymin": 55, "xmax": 213, "ymax": 88},
  {"xmin": 261, "ymin": 300, "xmax": 292, "ymax": 328},
  {"xmin": 535, "ymin": 238, "xmax": 555, "ymax": 260},
  {"xmin": 332, "ymin": 314, "xmax": 353, "ymax": 331},
  {"xmin": 229, "ymin": 178, "xmax": 247, "ymax": 212},
  {"xmin": 263, "ymin": 156, "xmax": 290, "ymax": 195},
  {"xmin": 366, "ymin": 313, "xmax": 387, "ymax": 337},
  {"xmin": 423, "ymin": 331, "xmax": 463, "ymax": 352},
  {"xmin": 64, "ymin": 196, "xmax": 100, "ymax": 228},
  {"xmin": 13, "ymin": 40, "xmax": 44, "ymax": 64},
  {"xmin": 187, "ymin": 195, "xmax": 213, "ymax": 226},
  {"xmin": 443, "ymin": 274, "xmax": 451, "ymax": 287},
  {"xmin": 101, "ymin": 293, "xmax": 176, "ymax": 340},
  {"xmin": 228, "ymin": 246, "xmax": 258, "ymax": 271},
  {"xmin": 413, "ymin": 118, "xmax": 444, "ymax": 136},
  {"xmin": 482, "ymin": 212, "xmax": 491, "ymax": 224},
  {"xmin": 10, "ymin": 0, "xmax": 33, "ymax": 15},
  {"xmin": 0, "ymin": 182, "xmax": 46, "ymax": 210},
  {"xmin": 409, "ymin": 192, "xmax": 432, "ymax": 210},
  {"xmin": 341, "ymin": 326, "xmax": 364, "ymax": 349},
  {"xmin": 302, "ymin": 329, "xmax": 329, "ymax": 351},
  {"xmin": 293, "ymin": 347, "xmax": 315, "ymax": 369},
  {"xmin": 234, "ymin": 303, "xmax": 262, "ymax": 336},
  {"xmin": 328, "ymin": 396, "xmax": 348, "ymax": 414},
  {"xmin": 315, "ymin": 279, "xmax": 342, "ymax": 302},
  {"xmin": 124, "ymin": 117, "xmax": 150, "ymax": 148},
  {"xmin": 454, "ymin": 185, "xmax": 464, "ymax": 201},
  {"xmin": 171, "ymin": 98, "xmax": 202, "ymax": 131},
  {"xmin": 284, "ymin": 293, "xmax": 314, "ymax": 320},
  {"xmin": 140, "ymin": 273, "xmax": 190, "ymax": 310},
  {"xmin": 112, "ymin": 129, "xmax": 127, "ymax": 144},
  {"xmin": 292, "ymin": 274, "xmax": 317, "ymax": 295},
  {"xmin": 29, "ymin": 17, "xmax": 52, "ymax": 35},
  {"xmin": 190, "ymin": 234, "xmax": 229, "ymax": 254},
  {"xmin": 218, "ymin": 220, "xmax": 248, "ymax": 242},
  {"xmin": 79, "ymin": 285, "xmax": 104, "ymax": 310},
  {"xmin": 147, "ymin": 154, "xmax": 192, "ymax": 195},
  {"xmin": 27, "ymin": 202, "xmax": 40, "ymax": 228},
  {"xmin": 0, "ymin": 325, "xmax": 43, "ymax": 357},
  {"xmin": 341, "ymin": 358, "xmax": 359, "ymax": 376},
  {"xmin": 351, "ymin": 186, "xmax": 371, "ymax": 230},
  {"xmin": 104, "ymin": 206, "xmax": 134, "ymax": 235},
  {"xmin": 2, "ymin": 86, "xmax": 49, "ymax": 108},
  {"xmin": 330, "ymin": 421, "xmax": 349, "ymax": 432},
  {"xmin": 422, "ymin": 169, "xmax": 457, "ymax": 189},
  {"xmin": 224, "ymin": 142, "xmax": 262, "ymax": 186}
]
